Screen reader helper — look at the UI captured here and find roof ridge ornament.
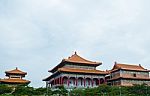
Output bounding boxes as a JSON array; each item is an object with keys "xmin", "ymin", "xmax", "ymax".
[{"xmin": 74, "ymin": 51, "xmax": 77, "ymax": 55}]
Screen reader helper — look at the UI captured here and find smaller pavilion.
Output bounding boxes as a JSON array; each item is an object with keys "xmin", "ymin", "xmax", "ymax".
[{"xmin": 0, "ymin": 67, "xmax": 30, "ymax": 85}]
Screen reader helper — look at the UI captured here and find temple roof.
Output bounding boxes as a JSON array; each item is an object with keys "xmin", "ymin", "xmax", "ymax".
[
  {"xmin": 43, "ymin": 67, "xmax": 108, "ymax": 81},
  {"xmin": 0, "ymin": 78, "xmax": 30, "ymax": 84},
  {"xmin": 5, "ymin": 67, "xmax": 27, "ymax": 75},
  {"xmin": 63, "ymin": 52, "xmax": 101, "ymax": 65},
  {"xmin": 58, "ymin": 67, "xmax": 108, "ymax": 75},
  {"xmin": 50, "ymin": 52, "xmax": 102, "ymax": 73},
  {"xmin": 111, "ymin": 62, "xmax": 148, "ymax": 72}
]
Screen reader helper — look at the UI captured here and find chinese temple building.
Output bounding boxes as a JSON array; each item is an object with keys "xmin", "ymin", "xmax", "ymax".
[
  {"xmin": 43, "ymin": 52, "xmax": 150, "ymax": 88},
  {"xmin": 107, "ymin": 62, "xmax": 150, "ymax": 86},
  {"xmin": 43, "ymin": 52, "xmax": 108, "ymax": 89},
  {"xmin": 0, "ymin": 67, "xmax": 30, "ymax": 85}
]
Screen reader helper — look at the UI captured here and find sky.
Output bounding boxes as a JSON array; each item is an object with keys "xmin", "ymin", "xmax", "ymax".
[{"xmin": 0, "ymin": 0, "xmax": 150, "ymax": 87}]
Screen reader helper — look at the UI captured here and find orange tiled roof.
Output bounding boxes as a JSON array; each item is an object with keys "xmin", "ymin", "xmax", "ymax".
[
  {"xmin": 0, "ymin": 78, "xmax": 30, "ymax": 84},
  {"xmin": 112, "ymin": 62, "xmax": 148, "ymax": 71},
  {"xmin": 58, "ymin": 67, "xmax": 108, "ymax": 74},
  {"xmin": 63, "ymin": 52, "xmax": 101, "ymax": 65},
  {"xmin": 5, "ymin": 67, "xmax": 27, "ymax": 75},
  {"xmin": 49, "ymin": 52, "xmax": 102, "ymax": 73}
]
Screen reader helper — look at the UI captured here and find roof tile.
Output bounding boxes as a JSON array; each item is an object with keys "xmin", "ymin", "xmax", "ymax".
[
  {"xmin": 112, "ymin": 63, "xmax": 147, "ymax": 71},
  {"xmin": 63, "ymin": 52, "xmax": 101, "ymax": 65},
  {"xmin": 58, "ymin": 67, "xmax": 108, "ymax": 74},
  {"xmin": 0, "ymin": 78, "xmax": 30, "ymax": 84},
  {"xmin": 5, "ymin": 67, "xmax": 27, "ymax": 75}
]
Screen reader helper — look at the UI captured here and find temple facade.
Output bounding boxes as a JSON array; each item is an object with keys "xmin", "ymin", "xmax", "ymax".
[
  {"xmin": 43, "ymin": 52, "xmax": 108, "ymax": 89},
  {"xmin": 107, "ymin": 62, "xmax": 150, "ymax": 86},
  {"xmin": 0, "ymin": 67, "xmax": 30, "ymax": 85},
  {"xmin": 43, "ymin": 52, "xmax": 150, "ymax": 89}
]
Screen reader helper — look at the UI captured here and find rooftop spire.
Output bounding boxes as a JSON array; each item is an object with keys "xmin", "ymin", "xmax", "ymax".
[{"xmin": 74, "ymin": 51, "xmax": 77, "ymax": 55}]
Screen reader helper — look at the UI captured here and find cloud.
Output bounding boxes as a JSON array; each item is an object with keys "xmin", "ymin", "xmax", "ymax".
[{"xmin": 0, "ymin": 0, "xmax": 150, "ymax": 87}]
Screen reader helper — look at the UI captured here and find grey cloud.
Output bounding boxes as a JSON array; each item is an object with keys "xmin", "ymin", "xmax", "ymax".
[{"xmin": 0, "ymin": 0, "xmax": 150, "ymax": 87}]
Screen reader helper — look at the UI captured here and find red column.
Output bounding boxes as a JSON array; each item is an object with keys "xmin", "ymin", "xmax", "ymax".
[
  {"xmin": 61, "ymin": 76, "xmax": 63, "ymax": 85},
  {"xmin": 55, "ymin": 78, "xmax": 57, "ymax": 85},
  {"xmin": 59, "ymin": 77, "xmax": 61, "ymax": 84},
  {"xmin": 57, "ymin": 78, "xmax": 58, "ymax": 84},
  {"xmin": 58, "ymin": 77, "xmax": 60, "ymax": 85},
  {"xmin": 76, "ymin": 77, "xmax": 78, "ymax": 86},
  {"xmin": 59, "ymin": 77, "xmax": 61, "ymax": 85},
  {"xmin": 58, "ymin": 78, "xmax": 60, "ymax": 84},
  {"xmin": 54, "ymin": 78, "xmax": 55, "ymax": 85},
  {"xmin": 67, "ymin": 77, "xmax": 70, "ymax": 87},
  {"xmin": 57, "ymin": 78, "xmax": 58, "ymax": 85},
  {"xmin": 92, "ymin": 79, "xmax": 93, "ymax": 87},
  {"xmin": 99, "ymin": 79, "xmax": 100, "ymax": 85}
]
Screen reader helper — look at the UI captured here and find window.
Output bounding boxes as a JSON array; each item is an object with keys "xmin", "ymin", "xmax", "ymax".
[
  {"xmin": 133, "ymin": 74, "xmax": 136, "ymax": 77},
  {"xmin": 11, "ymin": 76, "xmax": 20, "ymax": 79}
]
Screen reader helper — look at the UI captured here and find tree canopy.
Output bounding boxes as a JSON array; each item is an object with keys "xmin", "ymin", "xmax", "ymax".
[{"xmin": 0, "ymin": 84, "xmax": 150, "ymax": 96}]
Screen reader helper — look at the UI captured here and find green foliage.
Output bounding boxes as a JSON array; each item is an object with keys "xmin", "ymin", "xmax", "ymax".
[
  {"xmin": 70, "ymin": 84, "xmax": 150, "ymax": 96},
  {"xmin": 52, "ymin": 85, "xmax": 68, "ymax": 96},
  {"xmin": 1, "ymin": 84, "xmax": 150, "ymax": 96},
  {"xmin": 0, "ymin": 95, "xmax": 14, "ymax": 96},
  {"xmin": 12, "ymin": 85, "xmax": 34, "ymax": 96},
  {"xmin": 70, "ymin": 88, "xmax": 85, "ymax": 96},
  {"xmin": 128, "ymin": 84, "xmax": 149, "ymax": 96},
  {"xmin": 97, "ymin": 84, "xmax": 111, "ymax": 95},
  {"xmin": 0, "ymin": 85, "xmax": 12, "ymax": 95},
  {"xmin": 33, "ymin": 87, "xmax": 50, "ymax": 95},
  {"xmin": 12, "ymin": 85, "xmax": 53, "ymax": 96},
  {"xmin": 0, "ymin": 84, "xmax": 52, "ymax": 96}
]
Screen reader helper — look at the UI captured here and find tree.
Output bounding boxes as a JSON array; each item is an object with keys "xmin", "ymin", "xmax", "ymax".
[
  {"xmin": 52, "ymin": 86, "xmax": 68, "ymax": 96},
  {"xmin": 33, "ymin": 87, "xmax": 52, "ymax": 95},
  {"xmin": 97, "ymin": 84, "xmax": 111, "ymax": 95},
  {"xmin": 12, "ymin": 85, "xmax": 34, "ymax": 96},
  {"xmin": 128, "ymin": 83, "xmax": 148, "ymax": 96},
  {"xmin": 0, "ymin": 85, "xmax": 12, "ymax": 95}
]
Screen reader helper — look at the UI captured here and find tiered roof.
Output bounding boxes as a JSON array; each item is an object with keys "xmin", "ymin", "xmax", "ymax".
[
  {"xmin": 43, "ymin": 67, "xmax": 108, "ymax": 81},
  {"xmin": 0, "ymin": 67, "xmax": 30, "ymax": 84},
  {"xmin": 63, "ymin": 52, "xmax": 101, "ymax": 65},
  {"xmin": 43, "ymin": 52, "xmax": 104, "ymax": 81},
  {"xmin": 0, "ymin": 78, "xmax": 30, "ymax": 84},
  {"xmin": 5, "ymin": 67, "xmax": 27, "ymax": 75},
  {"xmin": 50, "ymin": 52, "xmax": 102, "ymax": 73},
  {"xmin": 111, "ymin": 62, "xmax": 149, "ymax": 72},
  {"xmin": 58, "ymin": 67, "xmax": 108, "ymax": 75},
  {"xmin": 108, "ymin": 62, "xmax": 150, "ymax": 81}
]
